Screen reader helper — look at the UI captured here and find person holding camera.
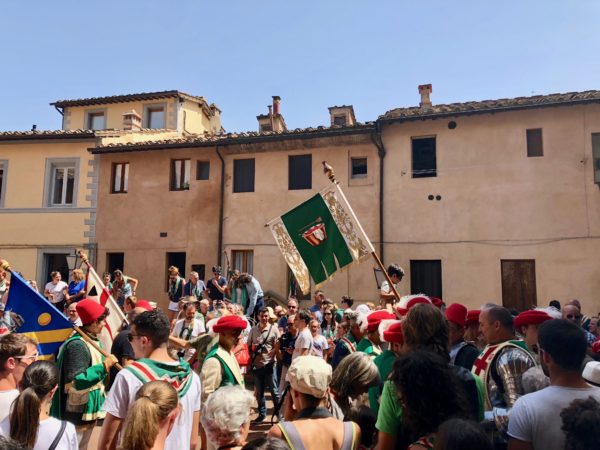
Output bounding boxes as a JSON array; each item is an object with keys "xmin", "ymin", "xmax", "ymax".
[{"xmin": 248, "ymin": 307, "xmax": 281, "ymax": 423}]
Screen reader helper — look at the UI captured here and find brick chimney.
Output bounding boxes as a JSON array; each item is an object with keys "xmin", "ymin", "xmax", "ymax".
[
  {"xmin": 418, "ymin": 84, "xmax": 433, "ymax": 109},
  {"xmin": 122, "ymin": 109, "xmax": 142, "ymax": 131},
  {"xmin": 328, "ymin": 105, "xmax": 356, "ymax": 126},
  {"xmin": 257, "ymin": 96, "xmax": 287, "ymax": 132}
]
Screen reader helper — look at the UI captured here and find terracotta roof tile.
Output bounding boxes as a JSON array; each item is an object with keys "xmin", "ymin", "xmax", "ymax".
[
  {"xmin": 0, "ymin": 129, "xmax": 96, "ymax": 141},
  {"xmin": 381, "ymin": 90, "xmax": 600, "ymax": 122},
  {"xmin": 51, "ymin": 90, "xmax": 207, "ymax": 108},
  {"xmin": 91, "ymin": 122, "xmax": 375, "ymax": 153}
]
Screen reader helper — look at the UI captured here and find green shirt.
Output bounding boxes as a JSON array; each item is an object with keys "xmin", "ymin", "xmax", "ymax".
[{"xmin": 368, "ymin": 349, "xmax": 396, "ymax": 414}]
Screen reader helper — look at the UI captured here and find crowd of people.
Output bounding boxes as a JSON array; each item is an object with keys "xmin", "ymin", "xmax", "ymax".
[{"xmin": 1, "ymin": 262, "xmax": 600, "ymax": 450}]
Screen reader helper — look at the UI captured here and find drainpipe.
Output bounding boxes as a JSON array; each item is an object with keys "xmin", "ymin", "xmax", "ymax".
[
  {"xmin": 371, "ymin": 122, "xmax": 386, "ymax": 261},
  {"xmin": 216, "ymin": 146, "xmax": 225, "ymax": 267},
  {"xmin": 54, "ymin": 105, "xmax": 65, "ymax": 129}
]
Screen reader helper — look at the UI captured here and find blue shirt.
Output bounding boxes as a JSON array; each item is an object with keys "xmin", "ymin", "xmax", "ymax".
[{"xmin": 68, "ymin": 280, "xmax": 86, "ymax": 301}]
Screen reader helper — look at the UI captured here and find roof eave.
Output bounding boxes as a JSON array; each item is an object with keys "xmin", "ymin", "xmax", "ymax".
[{"xmin": 0, "ymin": 132, "xmax": 96, "ymax": 142}]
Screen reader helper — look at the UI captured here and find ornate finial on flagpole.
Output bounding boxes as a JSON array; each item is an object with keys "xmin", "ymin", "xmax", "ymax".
[
  {"xmin": 322, "ymin": 161, "xmax": 338, "ymax": 184},
  {"xmin": 77, "ymin": 250, "xmax": 88, "ymax": 263},
  {"xmin": 0, "ymin": 259, "xmax": 11, "ymax": 272}
]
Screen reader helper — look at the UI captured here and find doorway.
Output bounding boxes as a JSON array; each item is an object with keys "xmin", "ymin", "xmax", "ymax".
[
  {"xmin": 410, "ymin": 260, "xmax": 442, "ymax": 299},
  {"xmin": 501, "ymin": 259, "xmax": 537, "ymax": 312}
]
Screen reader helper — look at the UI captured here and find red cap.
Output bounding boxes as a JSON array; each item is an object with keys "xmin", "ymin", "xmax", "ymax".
[
  {"xmin": 135, "ymin": 300, "xmax": 153, "ymax": 311},
  {"xmin": 76, "ymin": 299, "xmax": 106, "ymax": 325},
  {"xmin": 514, "ymin": 310, "xmax": 552, "ymax": 332},
  {"xmin": 592, "ymin": 339, "xmax": 600, "ymax": 354},
  {"xmin": 213, "ymin": 315, "xmax": 248, "ymax": 333},
  {"xmin": 466, "ymin": 310, "xmax": 480, "ymax": 326},
  {"xmin": 430, "ymin": 297, "xmax": 443, "ymax": 309},
  {"xmin": 445, "ymin": 303, "xmax": 468, "ymax": 328},
  {"xmin": 396, "ymin": 295, "xmax": 431, "ymax": 315},
  {"xmin": 366, "ymin": 310, "xmax": 395, "ymax": 332},
  {"xmin": 383, "ymin": 321, "xmax": 403, "ymax": 344}
]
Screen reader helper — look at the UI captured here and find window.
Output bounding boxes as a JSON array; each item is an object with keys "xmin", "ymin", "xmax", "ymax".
[
  {"xmin": 333, "ymin": 115, "xmax": 347, "ymax": 126},
  {"xmin": 111, "ymin": 163, "xmax": 129, "ymax": 193},
  {"xmin": 196, "ymin": 161, "xmax": 210, "ymax": 180},
  {"xmin": 145, "ymin": 105, "xmax": 166, "ymax": 129},
  {"xmin": 50, "ymin": 164, "xmax": 75, "ymax": 206},
  {"xmin": 592, "ymin": 134, "xmax": 600, "ymax": 184},
  {"xmin": 527, "ymin": 128, "xmax": 543, "ymax": 157},
  {"xmin": 351, "ymin": 157, "xmax": 368, "ymax": 179},
  {"xmin": 86, "ymin": 111, "xmax": 105, "ymax": 130},
  {"xmin": 232, "ymin": 250, "xmax": 253, "ymax": 274},
  {"xmin": 170, "ymin": 159, "xmax": 190, "ymax": 191},
  {"xmin": 412, "ymin": 137, "xmax": 437, "ymax": 178},
  {"xmin": 0, "ymin": 160, "xmax": 6, "ymax": 207},
  {"xmin": 260, "ymin": 123, "xmax": 273, "ymax": 132},
  {"xmin": 289, "ymin": 154, "xmax": 312, "ymax": 190},
  {"xmin": 106, "ymin": 253, "xmax": 125, "ymax": 274},
  {"xmin": 410, "ymin": 260, "xmax": 442, "ymax": 299},
  {"xmin": 233, "ymin": 159, "xmax": 255, "ymax": 193}
]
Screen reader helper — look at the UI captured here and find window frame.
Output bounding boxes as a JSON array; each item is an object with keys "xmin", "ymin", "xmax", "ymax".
[
  {"xmin": 233, "ymin": 158, "xmax": 255, "ymax": 193},
  {"xmin": 44, "ymin": 158, "xmax": 80, "ymax": 208},
  {"xmin": 111, "ymin": 162, "xmax": 129, "ymax": 194},
  {"xmin": 288, "ymin": 154, "xmax": 312, "ymax": 190},
  {"xmin": 196, "ymin": 160, "xmax": 210, "ymax": 181},
  {"xmin": 411, "ymin": 136, "xmax": 437, "ymax": 178},
  {"xmin": 526, "ymin": 128, "xmax": 544, "ymax": 157},
  {"xmin": 144, "ymin": 103, "xmax": 167, "ymax": 129},
  {"xmin": 0, "ymin": 160, "xmax": 7, "ymax": 208},
  {"xmin": 170, "ymin": 159, "xmax": 191, "ymax": 191},
  {"xmin": 232, "ymin": 250, "xmax": 254, "ymax": 274},
  {"xmin": 85, "ymin": 109, "xmax": 107, "ymax": 130}
]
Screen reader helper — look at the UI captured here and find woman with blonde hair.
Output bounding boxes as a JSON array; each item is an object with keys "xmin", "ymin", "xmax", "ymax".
[
  {"xmin": 166, "ymin": 266, "xmax": 185, "ymax": 321},
  {"xmin": 120, "ymin": 381, "xmax": 180, "ymax": 450},
  {"xmin": 65, "ymin": 269, "xmax": 86, "ymax": 305}
]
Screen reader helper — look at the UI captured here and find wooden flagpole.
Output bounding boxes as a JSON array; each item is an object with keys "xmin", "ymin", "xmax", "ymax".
[
  {"xmin": 321, "ymin": 161, "xmax": 401, "ymax": 307},
  {"xmin": 0, "ymin": 258, "xmax": 121, "ymax": 370}
]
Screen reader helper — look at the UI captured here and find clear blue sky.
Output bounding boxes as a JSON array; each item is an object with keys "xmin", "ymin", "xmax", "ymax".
[{"xmin": 1, "ymin": 0, "xmax": 599, "ymax": 133}]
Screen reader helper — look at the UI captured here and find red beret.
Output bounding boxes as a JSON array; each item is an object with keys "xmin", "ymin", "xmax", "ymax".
[
  {"xmin": 76, "ymin": 299, "xmax": 106, "ymax": 325},
  {"xmin": 514, "ymin": 310, "xmax": 552, "ymax": 331},
  {"xmin": 465, "ymin": 310, "xmax": 480, "ymax": 326},
  {"xmin": 445, "ymin": 303, "xmax": 467, "ymax": 328},
  {"xmin": 135, "ymin": 300, "xmax": 153, "ymax": 311},
  {"xmin": 213, "ymin": 315, "xmax": 248, "ymax": 333},
  {"xmin": 430, "ymin": 297, "xmax": 443, "ymax": 309},
  {"xmin": 383, "ymin": 321, "xmax": 403, "ymax": 344},
  {"xmin": 396, "ymin": 295, "xmax": 431, "ymax": 315},
  {"xmin": 592, "ymin": 340, "xmax": 600, "ymax": 354},
  {"xmin": 366, "ymin": 310, "xmax": 395, "ymax": 332}
]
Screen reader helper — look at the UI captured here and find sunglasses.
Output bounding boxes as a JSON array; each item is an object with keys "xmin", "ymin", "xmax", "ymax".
[
  {"xmin": 15, "ymin": 353, "xmax": 39, "ymax": 361},
  {"xmin": 566, "ymin": 314, "xmax": 582, "ymax": 320},
  {"xmin": 127, "ymin": 334, "xmax": 147, "ymax": 342}
]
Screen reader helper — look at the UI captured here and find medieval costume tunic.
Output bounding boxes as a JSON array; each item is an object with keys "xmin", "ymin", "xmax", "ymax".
[
  {"xmin": 356, "ymin": 337, "xmax": 382, "ymax": 357},
  {"xmin": 51, "ymin": 334, "xmax": 107, "ymax": 425},
  {"xmin": 368, "ymin": 349, "xmax": 396, "ymax": 413}
]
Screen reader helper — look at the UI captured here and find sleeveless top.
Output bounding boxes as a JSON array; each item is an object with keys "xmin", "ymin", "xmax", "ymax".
[{"xmin": 278, "ymin": 420, "xmax": 356, "ymax": 450}]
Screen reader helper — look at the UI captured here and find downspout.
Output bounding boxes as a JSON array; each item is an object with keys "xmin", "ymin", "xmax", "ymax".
[
  {"xmin": 371, "ymin": 121, "xmax": 386, "ymax": 261},
  {"xmin": 54, "ymin": 105, "xmax": 65, "ymax": 129},
  {"xmin": 216, "ymin": 146, "xmax": 225, "ymax": 267}
]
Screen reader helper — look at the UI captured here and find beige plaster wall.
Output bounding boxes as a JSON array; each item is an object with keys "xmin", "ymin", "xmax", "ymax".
[
  {"xmin": 381, "ymin": 104, "xmax": 600, "ymax": 312},
  {"xmin": 180, "ymin": 103, "xmax": 214, "ymax": 134},
  {"xmin": 0, "ymin": 141, "xmax": 94, "ymax": 208},
  {"xmin": 222, "ymin": 140, "xmax": 381, "ymax": 304},
  {"xmin": 95, "ymin": 147, "xmax": 223, "ymax": 306}
]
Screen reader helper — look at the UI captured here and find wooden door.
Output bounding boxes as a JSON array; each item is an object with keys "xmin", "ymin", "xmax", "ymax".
[
  {"xmin": 501, "ymin": 260, "xmax": 537, "ymax": 312},
  {"xmin": 410, "ymin": 260, "xmax": 443, "ymax": 299}
]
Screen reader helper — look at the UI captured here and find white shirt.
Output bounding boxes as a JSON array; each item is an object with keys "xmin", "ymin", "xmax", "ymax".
[
  {"xmin": 0, "ymin": 389, "xmax": 18, "ymax": 423},
  {"xmin": 103, "ymin": 366, "xmax": 201, "ymax": 450},
  {"xmin": 292, "ymin": 328, "xmax": 313, "ymax": 361},
  {"xmin": 380, "ymin": 280, "xmax": 400, "ymax": 296},
  {"xmin": 508, "ymin": 384, "xmax": 600, "ymax": 450},
  {"xmin": 311, "ymin": 334, "xmax": 329, "ymax": 358},
  {"xmin": 44, "ymin": 281, "xmax": 68, "ymax": 304},
  {"xmin": 171, "ymin": 318, "xmax": 206, "ymax": 359},
  {"xmin": 0, "ymin": 416, "xmax": 78, "ymax": 450}
]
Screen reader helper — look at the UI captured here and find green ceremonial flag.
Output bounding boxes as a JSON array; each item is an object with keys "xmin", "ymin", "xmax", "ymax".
[{"xmin": 268, "ymin": 184, "xmax": 374, "ymax": 294}]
